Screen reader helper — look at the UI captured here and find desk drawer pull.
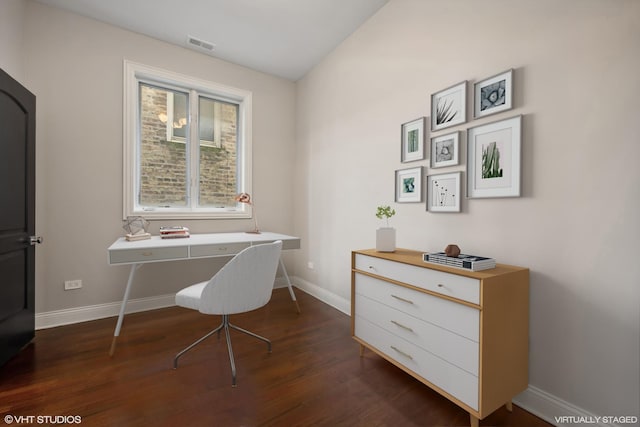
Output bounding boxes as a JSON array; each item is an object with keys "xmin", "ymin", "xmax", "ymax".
[
  {"xmin": 390, "ymin": 346, "xmax": 413, "ymax": 360},
  {"xmin": 390, "ymin": 320, "xmax": 414, "ymax": 332},
  {"xmin": 142, "ymin": 252, "xmax": 153, "ymax": 257},
  {"xmin": 391, "ymin": 294, "xmax": 414, "ymax": 305}
]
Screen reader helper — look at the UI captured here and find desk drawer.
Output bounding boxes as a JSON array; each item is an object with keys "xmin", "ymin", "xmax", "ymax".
[
  {"xmin": 355, "ymin": 315, "xmax": 479, "ymax": 410},
  {"xmin": 109, "ymin": 246, "xmax": 188, "ymax": 264},
  {"xmin": 355, "ymin": 254, "xmax": 479, "ymax": 304},
  {"xmin": 189, "ymin": 242, "xmax": 250, "ymax": 258},
  {"xmin": 355, "ymin": 273, "xmax": 479, "ymax": 342}
]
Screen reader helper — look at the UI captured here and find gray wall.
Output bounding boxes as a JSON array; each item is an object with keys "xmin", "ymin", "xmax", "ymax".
[
  {"xmin": 294, "ymin": 0, "xmax": 639, "ymax": 422},
  {"xmin": 0, "ymin": 0, "xmax": 27, "ymax": 82},
  {"xmin": 19, "ymin": 1, "xmax": 296, "ymax": 311},
  {"xmin": 2, "ymin": 0, "xmax": 638, "ymax": 425}
]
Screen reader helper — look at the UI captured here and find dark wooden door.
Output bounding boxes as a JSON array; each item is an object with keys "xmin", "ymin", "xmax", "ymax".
[{"xmin": 0, "ymin": 68, "xmax": 36, "ymax": 367}]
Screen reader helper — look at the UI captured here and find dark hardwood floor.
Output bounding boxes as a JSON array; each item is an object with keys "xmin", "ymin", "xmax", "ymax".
[{"xmin": 0, "ymin": 289, "xmax": 552, "ymax": 427}]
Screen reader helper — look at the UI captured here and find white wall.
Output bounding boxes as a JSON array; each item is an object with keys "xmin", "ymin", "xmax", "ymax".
[
  {"xmin": 294, "ymin": 0, "xmax": 639, "ymax": 423},
  {"xmin": 22, "ymin": 1, "xmax": 296, "ymax": 312},
  {"xmin": 0, "ymin": 0, "xmax": 26, "ymax": 82}
]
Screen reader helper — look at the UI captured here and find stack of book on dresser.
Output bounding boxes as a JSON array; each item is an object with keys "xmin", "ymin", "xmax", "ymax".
[
  {"xmin": 422, "ymin": 252, "xmax": 496, "ymax": 271},
  {"xmin": 160, "ymin": 226, "xmax": 190, "ymax": 239}
]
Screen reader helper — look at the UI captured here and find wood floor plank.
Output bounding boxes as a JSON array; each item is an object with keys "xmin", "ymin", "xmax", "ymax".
[{"xmin": 0, "ymin": 289, "xmax": 552, "ymax": 426}]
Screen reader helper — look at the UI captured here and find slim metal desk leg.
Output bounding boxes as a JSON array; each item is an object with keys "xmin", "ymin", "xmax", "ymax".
[
  {"xmin": 279, "ymin": 258, "xmax": 300, "ymax": 313},
  {"xmin": 109, "ymin": 263, "xmax": 141, "ymax": 356}
]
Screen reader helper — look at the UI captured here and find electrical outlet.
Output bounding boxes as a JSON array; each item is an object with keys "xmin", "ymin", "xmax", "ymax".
[
  {"xmin": 307, "ymin": 261, "xmax": 314, "ymax": 270},
  {"xmin": 64, "ymin": 280, "xmax": 82, "ymax": 290}
]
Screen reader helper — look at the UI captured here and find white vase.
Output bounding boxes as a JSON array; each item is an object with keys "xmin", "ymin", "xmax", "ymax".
[{"xmin": 376, "ymin": 227, "xmax": 396, "ymax": 252}]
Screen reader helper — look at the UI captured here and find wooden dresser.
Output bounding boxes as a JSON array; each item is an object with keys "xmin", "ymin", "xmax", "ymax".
[{"xmin": 351, "ymin": 249, "xmax": 529, "ymax": 427}]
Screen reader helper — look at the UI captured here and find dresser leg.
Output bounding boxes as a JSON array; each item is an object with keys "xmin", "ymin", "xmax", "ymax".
[
  {"xmin": 505, "ymin": 401, "xmax": 513, "ymax": 412},
  {"xmin": 359, "ymin": 344, "xmax": 365, "ymax": 357},
  {"xmin": 469, "ymin": 414, "xmax": 479, "ymax": 427}
]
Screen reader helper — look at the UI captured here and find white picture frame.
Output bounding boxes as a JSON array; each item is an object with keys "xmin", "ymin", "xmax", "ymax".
[
  {"xmin": 395, "ymin": 166, "xmax": 423, "ymax": 203},
  {"xmin": 467, "ymin": 115, "xmax": 522, "ymax": 198},
  {"xmin": 401, "ymin": 117, "xmax": 426, "ymax": 163},
  {"xmin": 427, "ymin": 171, "xmax": 461, "ymax": 212},
  {"xmin": 430, "ymin": 131, "xmax": 460, "ymax": 168},
  {"xmin": 474, "ymin": 69, "xmax": 513, "ymax": 119},
  {"xmin": 431, "ymin": 81, "xmax": 467, "ymax": 132}
]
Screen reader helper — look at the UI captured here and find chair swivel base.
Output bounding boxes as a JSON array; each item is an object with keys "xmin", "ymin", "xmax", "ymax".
[{"xmin": 173, "ymin": 314, "xmax": 271, "ymax": 387}]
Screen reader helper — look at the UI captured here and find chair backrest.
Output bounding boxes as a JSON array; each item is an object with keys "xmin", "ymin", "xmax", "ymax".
[{"xmin": 198, "ymin": 240, "xmax": 283, "ymax": 315}]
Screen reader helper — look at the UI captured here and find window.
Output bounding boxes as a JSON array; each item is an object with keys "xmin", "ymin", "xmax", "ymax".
[{"xmin": 123, "ymin": 61, "xmax": 252, "ymax": 219}]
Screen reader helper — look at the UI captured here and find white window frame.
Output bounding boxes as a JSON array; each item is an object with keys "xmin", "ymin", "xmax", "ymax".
[{"xmin": 123, "ymin": 60, "xmax": 252, "ymax": 220}]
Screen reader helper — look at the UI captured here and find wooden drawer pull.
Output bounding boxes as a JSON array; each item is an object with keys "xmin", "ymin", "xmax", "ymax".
[
  {"xmin": 142, "ymin": 252, "xmax": 153, "ymax": 256},
  {"xmin": 391, "ymin": 294, "xmax": 414, "ymax": 304},
  {"xmin": 390, "ymin": 346, "xmax": 413, "ymax": 360},
  {"xmin": 390, "ymin": 320, "xmax": 414, "ymax": 332}
]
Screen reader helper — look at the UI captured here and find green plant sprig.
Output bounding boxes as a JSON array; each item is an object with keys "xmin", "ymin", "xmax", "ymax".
[{"xmin": 376, "ymin": 205, "xmax": 396, "ymax": 227}]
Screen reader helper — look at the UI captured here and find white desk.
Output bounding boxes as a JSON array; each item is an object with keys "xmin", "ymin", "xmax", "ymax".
[{"xmin": 107, "ymin": 231, "xmax": 301, "ymax": 355}]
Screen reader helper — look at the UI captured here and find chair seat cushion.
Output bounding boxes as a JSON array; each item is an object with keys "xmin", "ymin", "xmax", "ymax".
[{"xmin": 175, "ymin": 281, "xmax": 208, "ymax": 311}]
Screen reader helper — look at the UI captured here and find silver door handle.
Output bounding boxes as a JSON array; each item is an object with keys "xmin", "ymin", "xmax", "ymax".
[{"xmin": 29, "ymin": 236, "xmax": 43, "ymax": 245}]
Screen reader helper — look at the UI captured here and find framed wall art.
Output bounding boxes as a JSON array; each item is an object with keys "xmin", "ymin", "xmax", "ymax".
[
  {"xmin": 474, "ymin": 69, "xmax": 513, "ymax": 119},
  {"xmin": 401, "ymin": 117, "xmax": 426, "ymax": 162},
  {"xmin": 427, "ymin": 171, "xmax": 461, "ymax": 212},
  {"xmin": 395, "ymin": 166, "xmax": 423, "ymax": 203},
  {"xmin": 467, "ymin": 115, "xmax": 522, "ymax": 198},
  {"xmin": 430, "ymin": 131, "xmax": 460, "ymax": 168},
  {"xmin": 431, "ymin": 81, "xmax": 467, "ymax": 132}
]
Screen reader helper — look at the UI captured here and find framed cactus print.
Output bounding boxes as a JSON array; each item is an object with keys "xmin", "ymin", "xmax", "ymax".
[
  {"xmin": 467, "ymin": 115, "xmax": 522, "ymax": 198},
  {"xmin": 401, "ymin": 117, "xmax": 426, "ymax": 163}
]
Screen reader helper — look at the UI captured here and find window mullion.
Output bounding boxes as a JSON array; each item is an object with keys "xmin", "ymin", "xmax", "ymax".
[{"xmin": 188, "ymin": 90, "xmax": 200, "ymax": 209}]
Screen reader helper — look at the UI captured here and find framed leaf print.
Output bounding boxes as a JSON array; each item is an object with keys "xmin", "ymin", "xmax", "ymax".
[{"xmin": 431, "ymin": 81, "xmax": 467, "ymax": 132}]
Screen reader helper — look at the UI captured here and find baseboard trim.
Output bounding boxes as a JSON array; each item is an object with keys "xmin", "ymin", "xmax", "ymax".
[
  {"xmin": 514, "ymin": 386, "xmax": 626, "ymax": 427},
  {"xmin": 36, "ymin": 277, "xmax": 295, "ymax": 330},
  {"xmin": 290, "ymin": 276, "xmax": 350, "ymax": 315},
  {"xmin": 35, "ymin": 294, "xmax": 176, "ymax": 330}
]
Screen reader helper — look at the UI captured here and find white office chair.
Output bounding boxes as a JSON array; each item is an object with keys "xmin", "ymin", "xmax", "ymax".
[{"xmin": 173, "ymin": 240, "xmax": 283, "ymax": 386}]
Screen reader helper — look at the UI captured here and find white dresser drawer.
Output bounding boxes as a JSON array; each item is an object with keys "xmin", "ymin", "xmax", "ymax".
[
  {"xmin": 355, "ymin": 273, "xmax": 479, "ymax": 342},
  {"xmin": 356, "ymin": 293, "xmax": 478, "ymax": 375},
  {"xmin": 355, "ymin": 315, "xmax": 479, "ymax": 410},
  {"xmin": 355, "ymin": 254, "xmax": 479, "ymax": 304}
]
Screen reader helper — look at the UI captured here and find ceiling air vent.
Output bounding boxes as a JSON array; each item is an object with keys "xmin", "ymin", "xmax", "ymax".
[{"xmin": 187, "ymin": 36, "xmax": 216, "ymax": 52}]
